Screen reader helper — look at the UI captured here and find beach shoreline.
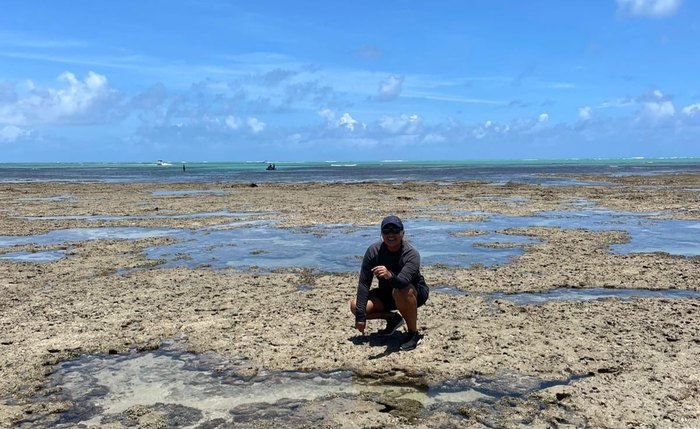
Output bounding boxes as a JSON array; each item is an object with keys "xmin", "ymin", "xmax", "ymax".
[{"xmin": 1, "ymin": 174, "xmax": 699, "ymax": 427}]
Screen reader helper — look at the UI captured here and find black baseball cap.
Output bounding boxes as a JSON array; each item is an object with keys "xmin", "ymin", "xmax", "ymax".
[{"xmin": 380, "ymin": 215, "xmax": 404, "ymax": 231}]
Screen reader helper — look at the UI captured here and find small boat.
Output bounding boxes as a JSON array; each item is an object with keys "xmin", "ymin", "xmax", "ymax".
[{"xmin": 156, "ymin": 160, "xmax": 172, "ymax": 166}]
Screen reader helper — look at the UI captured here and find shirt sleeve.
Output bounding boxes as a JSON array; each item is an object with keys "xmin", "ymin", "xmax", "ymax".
[
  {"xmin": 392, "ymin": 247, "xmax": 421, "ymax": 289},
  {"xmin": 355, "ymin": 245, "xmax": 376, "ymax": 323}
]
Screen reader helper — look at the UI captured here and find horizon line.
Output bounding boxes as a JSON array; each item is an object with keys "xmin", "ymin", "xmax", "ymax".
[{"xmin": 2, "ymin": 156, "xmax": 700, "ymax": 165}]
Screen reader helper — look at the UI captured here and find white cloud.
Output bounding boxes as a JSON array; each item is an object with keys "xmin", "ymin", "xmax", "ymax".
[
  {"xmin": 318, "ymin": 108, "xmax": 335, "ymax": 122},
  {"xmin": 0, "ymin": 125, "xmax": 30, "ymax": 142},
  {"xmin": 682, "ymin": 103, "xmax": 700, "ymax": 117},
  {"xmin": 472, "ymin": 127, "xmax": 487, "ymax": 140},
  {"xmin": 375, "ymin": 75, "xmax": 404, "ymax": 101},
  {"xmin": 471, "ymin": 120, "xmax": 511, "ymax": 139},
  {"xmin": 51, "ymin": 71, "xmax": 111, "ymax": 118},
  {"xmin": 538, "ymin": 113, "xmax": 549, "ymax": 123},
  {"xmin": 378, "ymin": 114, "xmax": 422, "ymax": 134},
  {"xmin": 639, "ymin": 89, "xmax": 675, "ymax": 121},
  {"xmin": 579, "ymin": 106, "xmax": 592, "ymax": 121},
  {"xmin": 247, "ymin": 117, "xmax": 265, "ymax": 133},
  {"xmin": 338, "ymin": 113, "xmax": 359, "ymax": 131},
  {"xmin": 225, "ymin": 115, "xmax": 241, "ymax": 130},
  {"xmin": 616, "ymin": 0, "xmax": 682, "ymax": 18},
  {"xmin": 0, "ymin": 71, "xmax": 118, "ymax": 126},
  {"xmin": 215, "ymin": 114, "xmax": 266, "ymax": 134},
  {"xmin": 644, "ymin": 101, "xmax": 675, "ymax": 119}
]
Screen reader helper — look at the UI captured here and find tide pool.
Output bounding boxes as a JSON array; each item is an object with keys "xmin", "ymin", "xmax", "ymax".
[
  {"xmin": 145, "ymin": 220, "xmax": 534, "ymax": 271},
  {"xmin": 1, "ymin": 209, "xmax": 698, "ymax": 270},
  {"xmin": 25, "ymin": 345, "xmax": 583, "ymax": 428}
]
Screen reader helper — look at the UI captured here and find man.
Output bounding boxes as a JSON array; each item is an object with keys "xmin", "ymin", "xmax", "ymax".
[{"xmin": 350, "ymin": 215, "xmax": 429, "ymax": 351}]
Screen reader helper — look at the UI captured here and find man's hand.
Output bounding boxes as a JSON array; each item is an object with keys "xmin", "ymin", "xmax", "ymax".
[
  {"xmin": 355, "ymin": 321, "xmax": 366, "ymax": 333},
  {"xmin": 371, "ymin": 265, "xmax": 393, "ymax": 280}
]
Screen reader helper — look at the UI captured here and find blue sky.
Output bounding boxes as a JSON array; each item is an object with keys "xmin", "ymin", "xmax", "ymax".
[{"xmin": 1, "ymin": 0, "xmax": 699, "ymax": 161}]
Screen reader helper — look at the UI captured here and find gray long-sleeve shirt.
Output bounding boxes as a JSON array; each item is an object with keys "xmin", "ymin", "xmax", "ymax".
[{"xmin": 354, "ymin": 240, "xmax": 427, "ymax": 323}]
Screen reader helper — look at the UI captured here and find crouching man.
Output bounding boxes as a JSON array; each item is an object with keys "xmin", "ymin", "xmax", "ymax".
[{"xmin": 350, "ymin": 215, "xmax": 429, "ymax": 351}]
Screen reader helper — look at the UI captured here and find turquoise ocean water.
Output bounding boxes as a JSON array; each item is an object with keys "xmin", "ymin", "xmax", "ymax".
[{"xmin": 1, "ymin": 158, "xmax": 699, "ymax": 183}]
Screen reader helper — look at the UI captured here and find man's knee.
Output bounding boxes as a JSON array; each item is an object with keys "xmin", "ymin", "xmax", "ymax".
[
  {"xmin": 350, "ymin": 299, "xmax": 357, "ymax": 315},
  {"xmin": 392, "ymin": 286, "xmax": 416, "ymax": 304}
]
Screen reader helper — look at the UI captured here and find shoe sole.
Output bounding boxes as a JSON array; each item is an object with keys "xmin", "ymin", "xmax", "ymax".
[{"xmin": 400, "ymin": 336, "xmax": 422, "ymax": 351}]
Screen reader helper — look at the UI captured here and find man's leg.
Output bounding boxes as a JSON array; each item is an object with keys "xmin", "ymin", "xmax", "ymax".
[
  {"xmin": 392, "ymin": 286, "xmax": 418, "ymax": 332},
  {"xmin": 350, "ymin": 297, "xmax": 395, "ymax": 321},
  {"xmin": 393, "ymin": 285, "xmax": 422, "ymax": 350}
]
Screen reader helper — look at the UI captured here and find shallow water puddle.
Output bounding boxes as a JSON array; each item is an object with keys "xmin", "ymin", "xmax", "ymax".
[
  {"xmin": 428, "ymin": 208, "xmax": 700, "ymax": 257},
  {"xmin": 486, "ymin": 176, "xmax": 614, "ymax": 187},
  {"xmin": 146, "ymin": 220, "xmax": 534, "ymax": 271},
  {"xmin": 137, "ymin": 210, "xmax": 700, "ymax": 269},
  {"xmin": 152, "ymin": 189, "xmax": 228, "ymax": 196},
  {"xmin": 538, "ymin": 209, "xmax": 700, "ymax": 256},
  {"xmin": 469, "ymin": 208, "xmax": 700, "ymax": 256},
  {"xmin": 28, "ymin": 348, "xmax": 498, "ymax": 428},
  {"xmin": 1, "ymin": 209, "xmax": 698, "ymax": 270},
  {"xmin": 561, "ymin": 197, "xmax": 598, "ymax": 207},
  {"xmin": 19, "ymin": 195, "xmax": 75, "ymax": 202},
  {"xmin": 432, "ymin": 286, "xmax": 700, "ymax": 304},
  {"xmin": 0, "ymin": 227, "xmax": 178, "ymax": 247},
  {"xmin": 3, "ymin": 221, "xmax": 521, "ymax": 272},
  {"xmin": 0, "ymin": 249, "xmax": 65, "ymax": 262},
  {"xmin": 296, "ymin": 284, "xmax": 313, "ymax": 292},
  {"xmin": 488, "ymin": 287, "xmax": 700, "ymax": 305},
  {"xmin": 18, "ymin": 210, "xmax": 267, "ymax": 221},
  {"xmin": 474, "ymin": 196, "xmax": 531, "ymax": 205}
]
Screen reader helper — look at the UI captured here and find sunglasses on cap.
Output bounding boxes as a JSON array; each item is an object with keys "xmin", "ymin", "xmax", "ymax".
[{"xmin": 381, "ymin": 225, "xmax": 403, "ymax": 234}]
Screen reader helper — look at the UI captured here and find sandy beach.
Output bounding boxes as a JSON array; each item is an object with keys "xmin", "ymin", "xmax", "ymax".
[{"xmin": 1, "ymin": 174, "xmax": 699, "ymax": 428}]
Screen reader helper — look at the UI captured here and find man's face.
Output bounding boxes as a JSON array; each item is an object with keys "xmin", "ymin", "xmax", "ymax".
[{"xmin": 381, "ymin": 225, "xmax": 403, "ymax": 248}]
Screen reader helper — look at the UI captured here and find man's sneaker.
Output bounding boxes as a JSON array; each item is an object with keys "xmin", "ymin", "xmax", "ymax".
[
  {"xmin": 400, "ymin": 331, "xmax": 421, "ymax": 351},
  {"xmin": 378, "ymin": 314, "xmax": 404, "ymax": 336}
]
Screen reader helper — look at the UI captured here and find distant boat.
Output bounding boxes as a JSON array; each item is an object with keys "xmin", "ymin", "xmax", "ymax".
[{"xmin": 156, "ymin": 160, "xmax": 172, "ymax": 166}]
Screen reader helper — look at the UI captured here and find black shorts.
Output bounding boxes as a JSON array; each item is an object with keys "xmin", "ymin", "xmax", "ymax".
[{"xmin": 368, "ymin": 284, "xmax": 429, "ymax": 311}]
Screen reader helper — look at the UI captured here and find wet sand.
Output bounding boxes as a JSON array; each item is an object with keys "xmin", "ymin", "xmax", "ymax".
[{"xmin": 0, "ymin": 174, "xmax": 699, "ymax": 428}]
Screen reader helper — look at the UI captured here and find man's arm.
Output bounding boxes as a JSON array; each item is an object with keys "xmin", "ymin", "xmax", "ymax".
[
  {"xmin": 392, "ymin": 247, "xmax": 421, "ymax": 289},
  {"xmin": 354, "ymin": 246, "xmax": 376, "ymax": 323}
]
